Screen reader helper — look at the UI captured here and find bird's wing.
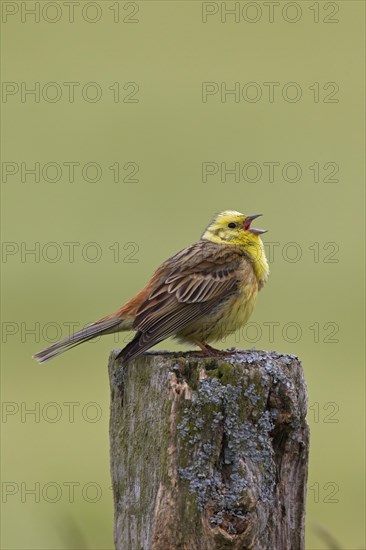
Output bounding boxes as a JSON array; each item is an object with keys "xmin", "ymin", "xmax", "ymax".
[{"xmin": 118, "ymin": 241, "xmax": 252, "ymax": 364}]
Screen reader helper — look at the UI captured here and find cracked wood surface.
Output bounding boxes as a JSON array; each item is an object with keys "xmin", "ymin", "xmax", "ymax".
[{"xmin": 108, "ymin": 350, "xmax": 309, "ymax": 550}]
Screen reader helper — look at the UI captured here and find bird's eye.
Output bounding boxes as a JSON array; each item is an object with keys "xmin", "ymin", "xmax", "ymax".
[{"xmin": 228, "ymin": 222, "xmax": 236, "ymax": 229}]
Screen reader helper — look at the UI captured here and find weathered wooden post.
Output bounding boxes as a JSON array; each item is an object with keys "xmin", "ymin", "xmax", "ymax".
[{"xmin": 108, "ymin": 350, "xmax": 309, "ymax": 550}]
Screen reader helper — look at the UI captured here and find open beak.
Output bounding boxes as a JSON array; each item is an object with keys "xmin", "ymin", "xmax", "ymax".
[{"xmin": 243, "ymin": 214, "xmax": 267, "ymax": 235}]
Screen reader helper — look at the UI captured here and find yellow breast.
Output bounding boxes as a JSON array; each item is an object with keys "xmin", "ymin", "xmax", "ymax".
[
  {"xmin": 176, "ymin": 279, "xmax": 258, "ymax": 345},
  {"xmin": 208, "ymin": 282, "xmax": 258, "ymax": 342}
]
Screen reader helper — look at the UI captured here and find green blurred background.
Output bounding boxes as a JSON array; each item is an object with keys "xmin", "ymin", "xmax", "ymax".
[{"xmin": 1, "ymin": 1, "xmax": 365, "ymax": 548}]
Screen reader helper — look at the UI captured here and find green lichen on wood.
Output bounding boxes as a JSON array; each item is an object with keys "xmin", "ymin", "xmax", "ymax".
[
  {"xmin": 205, "ymin": 360, "xmax": 237, "ymax": 385},
  {"xmin": 172, "ymin": 352, "xmax": 304, "ymax": 534},
  {"xmin": 176, "ymin": 366, "xmax": 277, "ymax": 531}
]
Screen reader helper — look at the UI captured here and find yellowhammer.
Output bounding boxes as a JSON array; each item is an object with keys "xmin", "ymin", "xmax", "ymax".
[{"xmin": 33, "ymin": 211, "xmax": 269, "ymax": 365}]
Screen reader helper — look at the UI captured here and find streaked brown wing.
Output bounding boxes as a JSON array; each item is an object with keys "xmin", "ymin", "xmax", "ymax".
[{"xmin": 118, "ymin": 241, "xmax": 249, "ymax": 364}]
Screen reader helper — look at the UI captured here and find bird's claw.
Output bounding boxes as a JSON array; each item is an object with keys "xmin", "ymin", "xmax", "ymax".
[{"xmin": 194, "ymin": 341, "xmax": 238, "ymax": 357}]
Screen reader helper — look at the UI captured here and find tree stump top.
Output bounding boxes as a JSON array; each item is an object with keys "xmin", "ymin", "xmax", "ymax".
[{"xmin": 109, "ymin": 349, "xmax": 309, "ymax": 550}]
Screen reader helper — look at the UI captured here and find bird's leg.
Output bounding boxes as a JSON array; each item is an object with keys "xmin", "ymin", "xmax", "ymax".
[
  {"xmin": 194, "ymin": 340, "xmax": 218, "ymax": 356},
  {"xmin": 193, "ymin": 340, "xmax": 237, "ymax": 357}
]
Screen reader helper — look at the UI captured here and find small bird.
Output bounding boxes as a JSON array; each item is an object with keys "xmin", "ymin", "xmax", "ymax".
[{"xmin": 33, "ymin": 211, "xmax": 269, "ymax": 365}]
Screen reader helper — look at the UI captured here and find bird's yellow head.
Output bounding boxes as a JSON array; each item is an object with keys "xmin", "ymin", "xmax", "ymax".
[{"xmin": 202, "ymin": 210, "xmax": 269, "ymax": 287}]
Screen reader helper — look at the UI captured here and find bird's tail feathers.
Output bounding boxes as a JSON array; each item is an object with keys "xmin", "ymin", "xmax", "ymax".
[
  {"xmin": 116, "ymin": 331, "xmax": 163, "ymax": 365},
  {"xmin": 33, "ymin": 317, "xmax": 122, "ymax": 364}
]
